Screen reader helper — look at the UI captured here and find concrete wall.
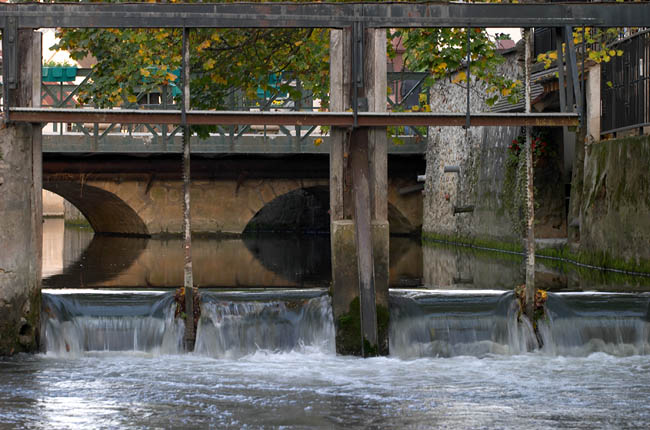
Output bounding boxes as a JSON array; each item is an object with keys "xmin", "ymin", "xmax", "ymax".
[
  {"xmin": 0, "ymin": 31, "xmax": 42, "ymax": 356},
  {"xmin": 577, "ymin": 135, "xmax": 650, "ymax": 267},
  {"xmin": 63, "ymin": 199, "xmax": 89, "ymax": 226},
  {"xmin": 43, "ymin": 190, "xmax": 64, "ymax": 217},
  {"xmin": 0, "ymin": 125, "xmax": 42, "ymax": 355}
]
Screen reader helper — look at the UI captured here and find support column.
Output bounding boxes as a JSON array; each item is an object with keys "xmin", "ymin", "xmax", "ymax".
[
  {"xmin": 330, "ymin": 28, "xmax": 389, "ymax": 356},
  {"xmin": 0, "ymin": 30, "xmax": 42, "ymax": 355}
]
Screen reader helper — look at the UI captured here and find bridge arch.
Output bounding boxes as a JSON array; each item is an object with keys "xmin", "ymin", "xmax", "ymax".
[
  {"xmin": 44, "ymin": 181, "xmax": 149, "ymax": 236},
  {"xmin": 243, "ymin": 185, "xmax": 330, "ymax": 234},
  {"xmin": 242, "ymin": 182, "xmax": 421, "ymax": 235}
]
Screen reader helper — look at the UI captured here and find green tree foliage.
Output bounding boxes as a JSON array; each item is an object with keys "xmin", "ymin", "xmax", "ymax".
[
  {"xmin": 393, "ymin": 27, "xmax": 520, "ymax": 107},
  {"xmin": 536, "ymin": 27, "xmax": 631, "ymax": 74},
  {"xmin": 53, "ymin": 0, "xmax": 519, "ymax": 124}
]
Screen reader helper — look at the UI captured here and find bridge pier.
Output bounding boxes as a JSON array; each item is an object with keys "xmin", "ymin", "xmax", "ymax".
[
  {"xmin": 330, "ymin": 28, "xmax": 389, "ymax": 356},
  {"xmin": 0, "ymin": 30, "xmax": 42, "ymax": 355}
]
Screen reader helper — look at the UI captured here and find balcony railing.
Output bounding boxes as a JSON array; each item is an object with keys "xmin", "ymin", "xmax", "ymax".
[{"xmin": 601, "ymin": 29, "xmax": 650, "ymax": 136}]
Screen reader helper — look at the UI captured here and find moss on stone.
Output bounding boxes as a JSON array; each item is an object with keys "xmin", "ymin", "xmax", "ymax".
[
  {"xmin": 64, "ymin": 218, "xmax": 92, "ymax": 229},
  {"xmin": 335, "ymin": 297, "xmax": 390, "ymax": 357},
  {"xmin": 0, "ymin": 288, "xmax": 41, "ymax": 356},
  {"xmin": 422, "ymin": 231, "xmax": 650, "ymax": 278}
]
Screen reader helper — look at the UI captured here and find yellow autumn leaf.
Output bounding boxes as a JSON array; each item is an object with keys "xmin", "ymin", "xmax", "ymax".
[
  {"xmin": 609, "ymin": 50, "xmax": 616, "ymax": 56},
  {"xmin": 167, "ymin": 72, "xmax": 178, "ymax": 81},
  {"xmin": 616, "ymin": 50, "xmax": 624, "ymax": 56},
  {"xmin": 211, "ymin": 32, "xmax": 221, "ymax": 42},
  {"xmin": 140, "ymin": 68, "xmax": 151, "ymax": 77},
  {"xmin": 294, "ymin": 40, "xmax": 303, "ymax": 47},
  {"xmin": 501, "ymin": 88, "xmax": 511, "ymax": 97},
  {"xmin": 196, "ymin": 40, "xmax": 211, "ymax": 52},
  {"xmin": 411, "ymin": 105, "xmax": 420, "ymax": 112},
  {"xmin": 314, "ymin": 137, "xmax": 323, "ymax": 146},
  {"xmin": 127, "ymin": 94, "xmax": 138, "ymax": 103},
  {"xmin": 203, "ymin": 58, "xmax": 216, "ymax": 71},
  {"xmin": 451, "ymin": 71, "xmax": 466, "ymax": 84},
  {"xmin": 548, "ymin": 51, "xmax": 558, "ymax": 60}
]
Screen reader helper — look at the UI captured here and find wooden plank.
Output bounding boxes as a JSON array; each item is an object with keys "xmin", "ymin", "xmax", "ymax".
[{"xmin": 350, "ymin": 127, "xmax": 378, "ymax": 354}]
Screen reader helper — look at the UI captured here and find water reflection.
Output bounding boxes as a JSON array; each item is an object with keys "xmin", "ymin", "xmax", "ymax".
[
  {"xmin": 42, "ymin": 219, "xmax": 423, "ymax": 288},
  {"xmin": 42, "ymin": 219, "xmax": 650, "ymax": 291},
  {"xmin": 422, "ymin": 242, "xmax": 650, "ymax": 291}
]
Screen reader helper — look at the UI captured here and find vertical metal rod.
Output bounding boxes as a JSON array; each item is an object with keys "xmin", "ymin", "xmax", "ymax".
[
  {"xmin": 465, "ymin": 26, "xmax": 471, "ymax": 129},
  {"xmin": 564, "ymin": 26, "xmax": 582, "ymax": 116},
  {"xmin": 3, "ymin": 18, "xmax": 18, "ymax": 123},
  {"xmin": 556, "ymin": 27, "xmax": 567, "ymax": 114},
  {"xmin": 352, "ymin": 21, "xmax": 362, "ymax": 128},
  {"xmin": 581, "ymin": 26, "xmax": 586, "ymax": 114},
  {"xmin": 523, "ymin": 28, "xmax": 536, "ymax": 321},
  {"xmin": 181, "ymin": 26, "xmax": 195, "ymax": 352}
]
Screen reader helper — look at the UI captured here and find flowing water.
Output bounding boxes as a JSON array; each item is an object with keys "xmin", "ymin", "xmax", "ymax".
[{"xmin": 1, "ymin": 220, "xmax": 650, "ymax": 429}]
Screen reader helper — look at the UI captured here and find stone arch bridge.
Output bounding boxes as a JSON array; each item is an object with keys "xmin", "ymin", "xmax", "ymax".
[{"xmin": 43, "ymin": 154, "xmax": 423, "ymax": 237}]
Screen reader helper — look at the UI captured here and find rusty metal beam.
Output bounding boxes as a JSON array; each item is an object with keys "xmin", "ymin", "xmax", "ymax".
[
  {"xmin": 10, "ymin": 108, "xmax": 579, "ymax": 127},
  {"xmin": 1, "ymin": 2, "xmax": 649, "ymax": 28}
]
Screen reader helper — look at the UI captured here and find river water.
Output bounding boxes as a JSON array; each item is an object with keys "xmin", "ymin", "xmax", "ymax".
[{"xmin": 1, "ymin": 220, "xmax": 649, "ymax": 429}]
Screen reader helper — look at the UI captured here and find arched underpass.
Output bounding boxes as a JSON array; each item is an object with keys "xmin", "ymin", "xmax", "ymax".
[{"xmin": 44, "ymin": 181, "xmax": 149, "ymax": 236}]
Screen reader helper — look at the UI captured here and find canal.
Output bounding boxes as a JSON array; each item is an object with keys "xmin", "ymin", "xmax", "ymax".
[{"xmin": 1, "ymin": 219, "xmax": 649, "ymax": 429}]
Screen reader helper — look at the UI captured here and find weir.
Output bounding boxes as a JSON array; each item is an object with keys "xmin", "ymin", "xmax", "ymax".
[
  {"xmin": 40, "ymin": 289, "xmax": 650, "ymax": 359},
  {"xmin": 2, "ymin": 2, "xmax": 649, "ymax": 356}
]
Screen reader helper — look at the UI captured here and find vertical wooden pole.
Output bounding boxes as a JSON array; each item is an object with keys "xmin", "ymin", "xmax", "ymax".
[
  {"xmin": 181, "ymin": 27, "xmax": 195, "ymax": 351},
  {"xmin": 364, "ymin": 27, "xmax": 389, "ymax": 355},
  {"xmin": 330, "ymin": 27, "xmax": 388, "ymax": 356},
  {"xmin": 350, "ymin": 127, "xmax": 378, "ymax": 353},
  {"xmin": 523, "ymin": 28, "xmax": 536, "ymax": 319}
]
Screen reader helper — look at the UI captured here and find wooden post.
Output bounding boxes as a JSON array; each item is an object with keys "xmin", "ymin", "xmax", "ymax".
[
  {"xmin": 523, "ymin": 28, "xmax": 536, "ymax": 319},
  {"xmin": 350, "ymin": 127, "xmax": 378, "ymax": 352},
  {"xmin": 329, "ymin": 28, "xmax": 389, "ymax": 356},
  {"xmin": 181, "ymin": 27, "xmax": 195, "ymax": 351},
  {"xmin": 364, "ymin": 27, "xmax": 389, "ymax": 354}
]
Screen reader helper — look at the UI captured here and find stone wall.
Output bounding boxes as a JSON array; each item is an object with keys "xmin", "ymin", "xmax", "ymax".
[
  {"xmin": 423, "ymin": 49, "xmax": 567, "ymax": 244},
  {"xmin": 577, "ymin": 135, "xmax": 650, "ymax": 267},
  {"xmin": 63, "ymin": 199, "xmax": 90, "ymax": 227}
]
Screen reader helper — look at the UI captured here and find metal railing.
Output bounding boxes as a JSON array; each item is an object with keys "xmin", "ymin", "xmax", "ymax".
[
  {"xmin": 601, "ymin": 29, "xmax": 650, "ymax": 136},
  {"xmin": 36, "ymin": 69, "xmax": 428, "ymax": 153}
]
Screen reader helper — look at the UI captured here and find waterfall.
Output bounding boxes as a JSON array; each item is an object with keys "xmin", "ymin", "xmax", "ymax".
[
  {"xmin": 42, "ymin": 291, "xmax": 184, "ymax": 355},
  {"xmin": 42, "ymin": 288, "xmax": 648, "ymax": 359},
  {"xmin": 194, "ymin": 293, "xmax": 335, "ymax": 358},
  {"xmin": 537, "ymin": 293, "xmax": 650, "ymax": 356},
  {"xmin": 389, "ymin": 290, "xmax": 650, "ymax": 358}
]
